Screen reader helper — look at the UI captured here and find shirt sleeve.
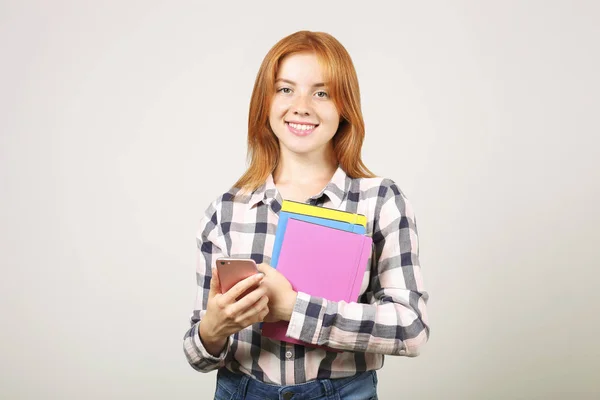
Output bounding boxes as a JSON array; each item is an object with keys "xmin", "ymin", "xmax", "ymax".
[
  {"xmin": 286, "ymin": 180, "xmax": 430, "ymax": 356},
  {"xmin": 183, "ymin": 200, "xmax": 232, "ymax": 371}
]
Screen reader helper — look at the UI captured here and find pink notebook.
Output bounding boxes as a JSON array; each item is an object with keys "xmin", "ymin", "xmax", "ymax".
[{"xmin": 262, "ymin": 218, "xmax": 373, "ymax": 349}]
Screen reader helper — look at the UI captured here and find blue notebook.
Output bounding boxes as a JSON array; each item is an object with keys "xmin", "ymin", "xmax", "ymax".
[{"xmin": 271, "ymin": 212, "xmax": 366, "ymax": 268}]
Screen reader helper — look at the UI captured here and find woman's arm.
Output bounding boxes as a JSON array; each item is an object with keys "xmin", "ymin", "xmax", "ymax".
[
  {"xmin": 183, "ymin": 202, "xmax": 231, "ymax": 372},
  {"xmin": 183, "ymin": 200, "xmax": 270, "ymax": 371},
  {"xmin": 285, "ymin": 180, "xmax": 430, "ymax": 356}
]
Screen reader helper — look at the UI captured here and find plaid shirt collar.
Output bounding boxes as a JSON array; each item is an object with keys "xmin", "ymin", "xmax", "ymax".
[{"xmin": 247, "ymin": 165, "xmax": 350, "ymax": 210}]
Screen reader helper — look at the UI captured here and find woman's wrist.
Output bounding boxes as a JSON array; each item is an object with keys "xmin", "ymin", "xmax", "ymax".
[
  {"xmin": 281, "ymin": 290, "xmax": 298, "ymax": 321},
  {"xmin": 199, "ymin": 321, "xmax": 227, "ymax": 357}
]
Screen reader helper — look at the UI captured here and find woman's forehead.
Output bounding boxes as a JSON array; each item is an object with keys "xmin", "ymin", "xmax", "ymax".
[{"xmin": 276, "ymin": 53, "xmax": 328, "ymax": 84}]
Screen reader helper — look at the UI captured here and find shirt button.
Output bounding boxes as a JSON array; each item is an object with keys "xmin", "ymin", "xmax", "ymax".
[{"xmin": 285, "ymin": 350, "xmax": 293, "ymax": 359}]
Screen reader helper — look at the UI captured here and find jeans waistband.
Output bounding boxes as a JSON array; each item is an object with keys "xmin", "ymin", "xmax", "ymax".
[{"xmin": 217, "ymin": 367, "xmax": 375, "ymax": 399}]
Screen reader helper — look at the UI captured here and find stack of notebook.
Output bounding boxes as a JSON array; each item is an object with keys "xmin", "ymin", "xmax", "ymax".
[{"xmin": 262, "ymin": 200, "xmax": 373, "ymax": 349}]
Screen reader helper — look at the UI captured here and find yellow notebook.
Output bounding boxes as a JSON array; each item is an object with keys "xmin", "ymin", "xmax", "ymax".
[{"xmin": 281, "ymin": 200, "xmax": 367, "ymax": 227}]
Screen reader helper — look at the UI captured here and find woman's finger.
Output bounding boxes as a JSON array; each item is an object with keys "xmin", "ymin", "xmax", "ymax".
[
  {"xmin": 234, "ymin": 295, "xmax": 270, "ymax": 326},
  {"xmin": 227, "ymin": 284, "xmax": 268, "ymax": 316},
  {"xmin": 222, "ymin": 273, "xmax": 264, "ymax": 303},
  {"xmin": 208, "ymin": 267, "xmax": 221, "ymax": 298}
]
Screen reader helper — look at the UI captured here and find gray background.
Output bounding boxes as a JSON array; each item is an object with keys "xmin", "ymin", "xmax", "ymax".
[{"xmin": 1, "ymin": 1, "xmax": 599, "ymax": 399}]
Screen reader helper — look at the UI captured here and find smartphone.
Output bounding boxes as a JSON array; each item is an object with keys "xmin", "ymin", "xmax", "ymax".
[{"xmin": 216, "ymin": 257, "xmax": 260, "ymax": 297}]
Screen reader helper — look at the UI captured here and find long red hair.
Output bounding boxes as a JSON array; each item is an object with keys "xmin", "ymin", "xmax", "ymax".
[{"xmin": 233, "ymin": 30, "xmax": 376, "ymax": 194}]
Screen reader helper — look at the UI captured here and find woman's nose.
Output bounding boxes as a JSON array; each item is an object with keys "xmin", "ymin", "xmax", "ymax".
[{"xmin": 292, "ymin": 94, "xmax": 311, "ymax": 116}]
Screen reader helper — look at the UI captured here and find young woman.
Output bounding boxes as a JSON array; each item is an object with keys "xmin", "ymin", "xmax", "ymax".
[{"xmin": 183, "ymin": 30, "xmax": 429, "ymax": 400}]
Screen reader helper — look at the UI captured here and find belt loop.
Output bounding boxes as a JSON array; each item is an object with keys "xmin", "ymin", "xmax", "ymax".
[
  {"xmin": 321, "ymin": 379, "xmax": 337, "ymax": 400},
  {"xmin": 234, "ymin": 374, "xmax": 250, "ymax": 400}
]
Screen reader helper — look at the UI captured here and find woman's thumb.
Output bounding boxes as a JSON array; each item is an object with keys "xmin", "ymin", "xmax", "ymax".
[{"xmin": 209, "ymin": 266, "xmax": 221, "ymax": 296}]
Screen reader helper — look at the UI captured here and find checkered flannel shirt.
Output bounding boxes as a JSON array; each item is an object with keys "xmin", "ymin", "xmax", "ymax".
[{"xmin": 183, "ymin": 166, "xmax": 429, "ymax": 385}]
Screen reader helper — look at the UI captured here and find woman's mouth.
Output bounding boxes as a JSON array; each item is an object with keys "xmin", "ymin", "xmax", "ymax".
[{"xmin": 286, "ymin": 122, "xmax": 318, "ymax": 137}]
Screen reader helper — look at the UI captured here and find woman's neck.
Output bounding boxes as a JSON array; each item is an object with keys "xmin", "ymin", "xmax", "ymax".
[{"xmin": 273, "ymin": 149, "xmax": 338, "ymax": 186}]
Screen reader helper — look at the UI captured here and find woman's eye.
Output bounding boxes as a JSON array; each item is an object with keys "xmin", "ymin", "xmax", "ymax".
[
  {"xmin": 278, "ymin": 87, "xmax": 292, "ymax": 94},
  {"xmin": 316, "ymin": 91, "xmax": 328, "ymax": 98}
]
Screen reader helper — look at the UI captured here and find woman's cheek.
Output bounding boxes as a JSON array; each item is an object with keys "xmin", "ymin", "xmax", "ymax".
[{"xmin": 275, "ymin": 101, "xmax": 291, "ymax": 114}]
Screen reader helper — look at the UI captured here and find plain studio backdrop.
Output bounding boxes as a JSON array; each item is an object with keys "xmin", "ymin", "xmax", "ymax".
[{"xmin": 1, "ymin": 1, "xmax": 599, "ymax": 399}]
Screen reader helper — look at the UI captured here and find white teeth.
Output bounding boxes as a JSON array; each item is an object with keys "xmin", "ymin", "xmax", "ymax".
[{"xmin": 289, "ymin": 122, "xmax": 315, "ymax": 131}]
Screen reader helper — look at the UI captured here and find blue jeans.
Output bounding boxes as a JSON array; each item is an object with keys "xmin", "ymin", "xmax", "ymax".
[{"xmin": 215, "ymin": 367, "xmax": 378, "ymax": 400}]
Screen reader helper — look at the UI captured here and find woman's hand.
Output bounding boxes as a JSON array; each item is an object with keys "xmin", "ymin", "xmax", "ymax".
[
  {"xmin": 199, "ymin": 267, "xmax": 269, "ymax": 356},
  {"xmin": 256, "ymin": 263, "xmax": 298, "ymax": 323}
]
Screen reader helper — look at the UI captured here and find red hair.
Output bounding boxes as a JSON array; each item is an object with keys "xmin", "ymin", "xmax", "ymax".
[{"xmin": 233, "ymin": 30, "xmax": 376, "ymax": 194}]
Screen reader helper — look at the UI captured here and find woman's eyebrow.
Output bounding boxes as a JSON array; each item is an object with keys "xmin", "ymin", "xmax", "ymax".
[{"xmin": 275, "ymin": 78, "xmax": 327, "ymax": 88}]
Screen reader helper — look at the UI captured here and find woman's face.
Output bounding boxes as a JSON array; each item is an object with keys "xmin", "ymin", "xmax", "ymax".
[{"xmin": 269, "ymin": 52, "xmax": 340, "ymax": 158}]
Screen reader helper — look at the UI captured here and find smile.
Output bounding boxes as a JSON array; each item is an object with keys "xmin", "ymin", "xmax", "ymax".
[{"xmin": 286, "ymin": 122, "xmax": 318, "ymax": 136}]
